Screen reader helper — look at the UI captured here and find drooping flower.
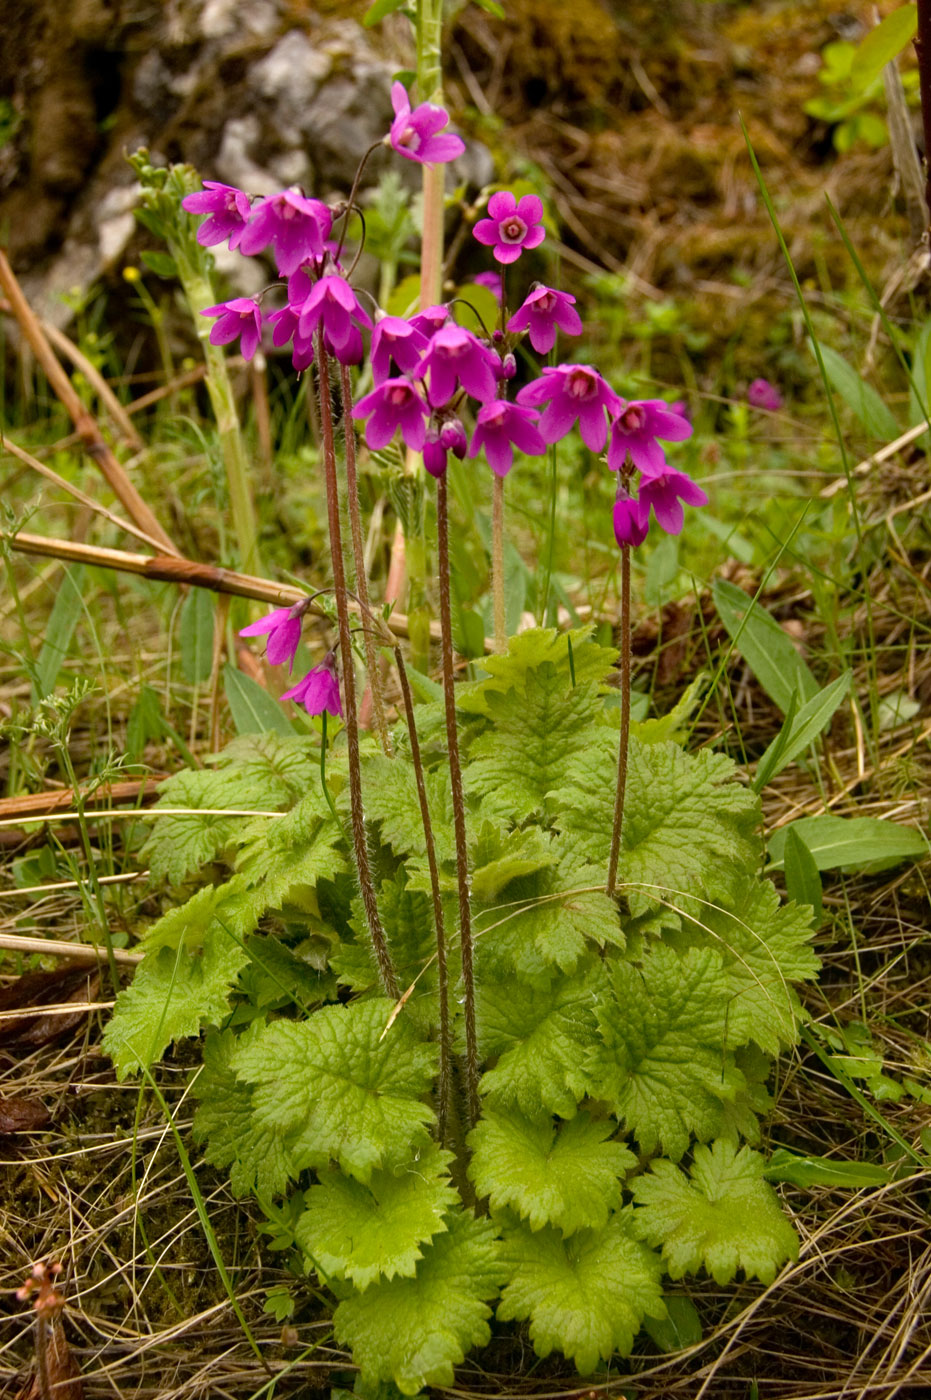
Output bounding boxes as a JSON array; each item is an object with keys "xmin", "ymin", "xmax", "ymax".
[
  {"xmin": 607, "ymin": 398, "xmax": 693, "ymax": 474},
  {"xmin": 265, "ymin": 303, "xmax": 315, "ymax": 372},
  {"xmin": 388, "ymin": 82, "xmax": 465, "ymax": 165},
  {"xmin": 507, "ymin": 284, "xmax": 582, "ymax": 354},
  {"xmin": 281, "ymin": 653, "xmax": 343, "ymax": 718},
  {"xmin": 468, "ymin": 399, "xmax": 547, "ymax": 477},
  {"xmin": 410, "ymin": 304, "xmax": 451, "ymax": 337},
  {"xmin": 239, "ymin": 605, "xmax": 304, "ymax": 671},
  {"xmin": 238, "ymin": 191, "xmax": 333, "ymax": 276},
  {"xmin": 516, "ymin": 364, "xmax": 621, "ymax": 451},
  {"xmin": 201, "ymin": 298, "xmax": 263, "ymax": 360},
  {"xmin": 473, "ymin": 271, "xmax": 503, "ymax": 304},
  {"xmin": 747, "ymin": 377, "xmax": 783, "ymax": 412},
  {"xmin": 370, "ymin": 314, "xmax": 429, "ymax": 384},
  {"xmin": 181, "ymin": 181, "xmax": 252, "ymax": 250},
  {"xmin": 638, "ymin": 467, "xmax": 708, "ymax": 535},
  {"xmin": 296, "ymin": 274, "xmax": 373, "ymax": 365},
  {"xmin": 473, "ymin": 191, "xmax": 545, "ymax": 265},
  {"xmin": 612, "ymin": 490, "xmax": 649, "ymax": 548},
  {"xmin": 352, "ymin": 377, "xmax": 431, "ymax": 451},
  {"xmin": 414, "ymin": 324, "xmax": 499, "ymax": 406}
]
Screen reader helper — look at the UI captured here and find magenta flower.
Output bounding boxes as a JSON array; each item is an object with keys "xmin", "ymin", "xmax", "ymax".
[
  {"xmin": 352, "ymin": 378, "xmax": 430, "ymax": 451},
  {"xmin": 296, "ymin": 275, "xmax": 373, "ymax": 365},
  {"xmin": 473, "ymin": 271, "xmax": 503, "ymax": 305},
  {"xmin": 281, "ymin": 653, "xmax": 343, "ymax": 719},
  {"xmin": 607, "ymin": 399, "xmax": 693, "ymax": 474},
  {"xmin": 371, "ymin": 315, "xmax": 429, "ymax": 384},
  {"xmin": 517, "ymin": 364, "xmax": 621, "ymax": 451},
  {"xmin": 388, "ymin": 82, "xmax": 465, "ymax": 165},
  {"xmin": 182, "ymin": 181, "xmax": 252, "ymax": 251},
  {"xmin": 265, "ymin": 303, "xmax": 315, "ymax": 372},
  {"xmin": 410, "ymin": 304, "xmax": 451, "ymax": 337},
  {"xmin": 612, "ymin": 491, "xmax": 649, "ymax": 548},
  {"xmin": 424, "ymin": 414, "xmax": 469, "ymax": 476},
  {"xmin": 469, "ymin": 399, "xmax": 546, "ymax": 477},
  {"xmin": 238, "ymin": 191, "xmax": 333, "ymax": 276},
  {"xmin": 638, "ymin": 468, "xmax": 708, "ymax": 535},
  {"xmin": 239, "ymin": 606, "xmax": 304, "ymax": 671},
  {"xmin": 507, "ymin": 284, "xmax": 582, "ymax": 355},
  {"xmin": 414, "ymin": 324, "xmax": 499, "ymax": 407},
  {"xmin": 201, "ymin": 298, "xmax": 263, "ymax": 361},
  {"xmin": 473, "ymin": 191, "xmax": 545, "ymax": 265},
  {"xmin": 747, "ymin": 377, "xmax": 783, "ymax": 412}
]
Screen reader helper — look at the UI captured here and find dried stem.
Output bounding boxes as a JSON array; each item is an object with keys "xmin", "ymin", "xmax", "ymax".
[
  {"xmin": 317, "ymin": 335, "xmax": 399, "ymax": 1000},
  {"xmin": 606, "ymin": 542, "xmax": 632, "ymax": 897},
  {"xmin": 394, "ymin": 644, "xmax": 452, "ymax": 1144},
  {"xmin": 492, "ymin": 473, "xmax": 507, "ymax": 651},
  {"xmin": 436, "ymin": 474, "xmax": 479, "ymax": 1127},
  {"xmin": 339, "ymin": 362, "xmax": 392, "ymax": 756}
]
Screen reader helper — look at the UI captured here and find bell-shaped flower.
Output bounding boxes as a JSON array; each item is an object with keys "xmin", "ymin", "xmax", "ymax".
[
  {"xmin": 638, "ymin": 467, "xmax": 708, "ymax": 535},
  {"xmin": 507, "ymin": 284, "xmax": 582, "ymax": 354},
  {"xmin": 747, "ymin": 377, "xmax": 783, "ymax": 412},
  {"xmin": 473, "ymin": 190, "xmax": 545, "ymax": 264},
  {"xmin": 296, "ymin": 275, "xmax": 373, "ymax": 365},
  {"xmin": 352, "ymin": 378, "xmax": 431, "ymax": 451},
  {"xmin": 612, "ymin": 490, "xmax": 649, "ymax": 549},
  {"xmin": 239, "ymin": 605, "xmax": 304, "ymax": 671},
  {"xmin": 414, "ymin": 324, "xmax": 499, "ymax": 407},
  {"xmin": 388, "ymin": 82, "xmax": 465, "ymax": 165},
  {"xmin": 182, "ymin": 181, "xmax": 252, "ymax": 250},
  {"xmin": 607, "ymin": 399, "xmax": 693, "ymax": 474},
  {"xmin": 281, "ymin": 653, "xmax": 343, "ymax": 718},
  {"xmin": 238, "ymin": 191, "xmax": 333, "ymax": 276},
  {"xmin": 516, "ymin": 364, "xmax": 621, "ymax": 451},
  {"xmin": 201, "ymin": 298, "xmax": 262, "ymax": 361},
  {"xmin": 371, "ymin": 314, "xmax": 429, "ymax": 383},
  {"xmin": 410, "ymin": 304, "xmax": 451, "ymax": 337},
  {"xmin": 468, "ymin": 399, "xmax": 546, "ymax": 478}
]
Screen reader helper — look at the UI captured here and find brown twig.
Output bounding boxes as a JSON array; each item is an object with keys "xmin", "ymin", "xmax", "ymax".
[
  {"xmin": 0, "ymin": 248, "xmax": 177, "ymax": 554},
  {"xmin": 0, "ymin": 777, "xmax": 166, "ymax": 822}
]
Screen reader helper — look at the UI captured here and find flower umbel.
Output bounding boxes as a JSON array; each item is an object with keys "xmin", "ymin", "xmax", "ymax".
[
  {"xmin": 414, "ymin": 324, "xmax": 499, "ymax": 407},
  {"xmin": 388, "ymin": 82, "xmax": 465, "ymax": 165},
  {"xmin": 281, "ymin": 652, "xmax": 343, "ymax": 718},
  {"xmin": 238, "ymin": 191, "xmax": 333, "ymax": 276},
  {"xmin": 473, "ymin": 190, "xmax": 545, "ymax": 265}
]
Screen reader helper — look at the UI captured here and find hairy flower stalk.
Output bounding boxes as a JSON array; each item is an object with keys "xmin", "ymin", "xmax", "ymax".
[
  {"xmin": 316, "ymin": 333, "xmax": 399, "ymax": 1000},
  {"xmin": 393, "ymin": 643, "xmax": 452, "ymax": 1144},
  {"xmin": 492, "ymin": 474, "xmax": 507, "ymax": 651},
  {"xmin": 436, "ymin": 473, "xmax": 480, "ymax": 1128},
  {"xmin": 340, "ymin": 361, "xmax": 392, "ymax": 756},
  {"xmin": 606, "ymin": 470, "xmax": 633, "ymax": 900}
]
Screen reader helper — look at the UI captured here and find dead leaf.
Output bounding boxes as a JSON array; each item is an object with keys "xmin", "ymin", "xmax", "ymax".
[
  {"xmin": 0, "ymin": 1096, "xmax": 51, "ymax": 1133},
  {"xmin": 0, "ymin": 968, "xmax": 100, "ymax": 1048},
  {"xmin": 15, "ymin": 1315, "xmax": 84, "ymax": 1400}
]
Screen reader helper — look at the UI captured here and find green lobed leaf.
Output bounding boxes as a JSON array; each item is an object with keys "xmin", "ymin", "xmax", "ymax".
[
  {"xmin": 497, "ymin": 1209, "xmax": 666, "ymax": 1375},
  {"xmin": 477, "ymin": 969, "xmax": 603, "ymax": 1118},
  {"xmin": 589, "ymin": 944, "xmax": 743, "ymax": 1161},
  {"xmin": 333, "ymin": 1211, "xmax": 506, "ymax": 1395},
  {"xmin": 768, "ymin": 814, "xmax": 926, "ymax": 873},
  {"xmin": 296, "ymin": 1143, "xmax": 459, "ymax": 1288},
  {"xmin": 631, "ymin": 673, "xmax": 708, "ymax": 745},
  {"xmin": 712, "ymin": 580, "xmax": 819, "ymax": 714},
  {"xmin": 192, "ymin": 1026, "xmax": 297, "ymax": 1197},
  {"xmin": 457, "ymin": 625, "xmax": 617, "ymax": 717},
  {"xmin": 631, "ymin": 1139, "xmax": 799, "ymax": 1285},
  {"xmin": 468, "ymin": 1108, "xmax": 635, "ymax": 1235},
  {"xmin": 234, "ymin": 793, "xmax": 346, "ymax": 913},
  {"xmin": 331, "ymin": 876, "xmax": 440, "ymax": 1028},
  {"xmin": 232, "ymin": 999, "xmax": 436, "ymax": 1183},
  {"xmin": 362, "ymin": 756, "xmax": 457, "ymax": 866}
]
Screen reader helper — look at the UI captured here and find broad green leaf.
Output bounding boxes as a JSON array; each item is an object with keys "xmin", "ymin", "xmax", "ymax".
[
  {"xmin": 458, "ymin": 625, "xmax": 617, "ymax": 717},
  {"xmin": 712, "ymin": 579, "xmax": 819, "ymax": 714},
  {"xmin": 333, "ymin": 1211, "xmax": 506, "ymax": 1395},
  {"xmin": 140, "ymin": 249, "xmax": 179, "ymax": 278},
  {"xmin": 232, "ymin": 999, "xmax": 436, "ymax": 1182},
  {"xmin": 816, "ymin": 343, "xmax": 900, "ymax": 440},
  {"xmin": 497, "ymin": 1210, "xmax": 666, "ymax": 1375},
  {"xmin": 476, "ymin": 969, "xmax": 602, "ymax": 1118},
  {"xmin": 590, "ymin": 945, "xmax": 743, "ymax": 1161},
  {"xmin": 180, "ymin": 587, "xmax": 215, "ymax": 684},
  {"xmin": 850, "ymin": 5, "xmax": 917, "ymax": 89},
  {"xmin": 783, "ymin": 826, "xmax": 823, "ymax": 923},
  {"xmin": 753, "ymin": 671, "xmax": 852, "ymax": 790},
  {"xmin": 104, "ymin": 912, "xmax": 250, "ymax": 1077},
  {"xmin": 763, "ymin": 1147, "xmax": 891, "ymax": 1188},
  {"xmin": 468, "ymin": 1108, "xmax": 635, "ymax": 1235},
  {"xmin": 631, "ymin": 673, "xmax": 708, "ymax": 745},
  {"xmin": 631, "ymin": 1139, "xmax": 800, "ymax": 1285},
  {"xmin": 34, "ymin": 564, "xmax": 85, "ymax": 699},
  {"xmin": 469, "ymin": 825, "xmax": 557, "ymax": 903},
  {"xmin": 192, "ymin": 1026, "xmax": 297, "ymax": 1197},
  {"xmin": 331, "ymin": 876, "xmax": 440, "ymax": 1024},
  {"xmin": 234, "ymin": 793, "xmax": 345, "ymax": 913},
  {"xmin": 768, "ymin": 815, "xmax": 926, "ymax": 874},
  {"xmin": 223, "ymin": 663, "xmax": 293, "ymax": 735},
  {"xmin": 296, "ymin": 1144, "xmax": 458, "ymax": 1288},
  {"xmin": 671, "ymin": 875, "xmax": 820, "ymax": 1054},
  {"xmin": 363, "ymin": 0, "xmax": 412, "ymax": 27},
  {"xmin": 363, "ymin": 756, "xmax": 456, "ymax": 866},
  {"xmin": 140, "ymin": 876, "xmax": 257, "ymax": 954},
  {"xmin": 643, "ymin": 1294, "xmax": 703, "ymax": 1354}
]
